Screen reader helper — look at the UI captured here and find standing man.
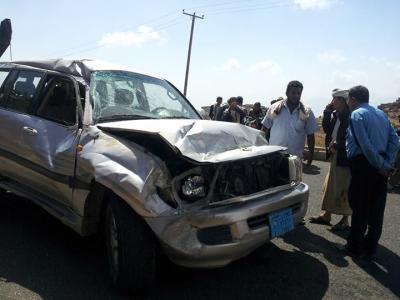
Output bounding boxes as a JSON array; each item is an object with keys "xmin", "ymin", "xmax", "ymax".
[
  {"xmin": 247, "ymin": 102, "xmax": 264, "ymax": 129},
  {"xmin": 209, "ymin": 96, "xmax": 222, "ymax": 120},
  {"xmin": 261, "ymin": 80, "xmax": 319, "ymax": 165},
  {"xmin": 339, "ymin": 85, "xmax": 400, "ymax": 257},
  {"xmin": 221, "ymin": 97, "xmax": 245, "ymax": 123},
  {"xmin": 310, "ymin": 89, "xmax": 352, "ymax": 230},
  {"xmin": 236, "ymin": 96, "xmax": 247, "ymax": 124}
]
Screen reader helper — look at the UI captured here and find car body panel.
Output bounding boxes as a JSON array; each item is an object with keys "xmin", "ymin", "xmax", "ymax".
[
  {"xmin": 98, "ymin": 119, "xmax": 286, "ymax": 163},
  {"xmin": 146, "ymin": 182, "xmax": 308, "ymax": 268}
]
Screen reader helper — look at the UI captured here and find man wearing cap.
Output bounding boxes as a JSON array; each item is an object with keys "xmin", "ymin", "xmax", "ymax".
[
  {"xmin": 310, "ymin": 89, "xmax": 351, "ymax": 230},
  {"xmin": 261, "ymin": 80, "xmax": 319, "ymax": 165},
  {"xmin": 338, "ymin": 85, "xmax": 400, "ymax": 257}
]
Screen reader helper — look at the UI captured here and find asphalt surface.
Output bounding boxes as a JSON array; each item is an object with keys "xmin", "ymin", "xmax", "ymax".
[{"xmin": 0, "ymin": 160, "xmax": 399, "ymax": 300}]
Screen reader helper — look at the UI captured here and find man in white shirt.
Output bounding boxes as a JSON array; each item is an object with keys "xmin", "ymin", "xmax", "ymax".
[{"xmin": 261, "ymin": 80, "xmax": 319, "ymax": 165}]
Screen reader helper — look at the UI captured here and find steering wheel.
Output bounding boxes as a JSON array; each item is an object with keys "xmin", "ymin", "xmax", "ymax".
[{"xmin": 151, "ymin": 107, "xmax": 169, "ymax": 115}]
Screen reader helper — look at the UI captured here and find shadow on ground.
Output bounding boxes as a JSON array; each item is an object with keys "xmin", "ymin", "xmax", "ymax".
[
  {"xmin": 282, "ymin": 225, "xmax": 349, "ymax": 268},
  {"xmin": 302, "ymin": 164, "xmax": 321, "ymax": 175},
  {"xmin": 330, "ymin": 229, "xmax": 400, "ymax": 298},
  {"xmin": 387, "ymin": 185, "xmax": 400, "ymax": 195},
  {"xmin": 0, "ymin": 194, "xmax": 329, "ymax": 300}
]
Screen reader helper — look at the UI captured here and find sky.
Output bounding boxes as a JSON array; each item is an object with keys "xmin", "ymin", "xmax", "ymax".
[{"xmin": 1, "ymin": 0, "xmax": 400, "ymax": 116}]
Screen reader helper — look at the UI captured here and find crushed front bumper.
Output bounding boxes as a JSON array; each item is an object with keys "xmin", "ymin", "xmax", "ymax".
[{"xmin": 146, "ymin": 182, "xmax": 309, "ymax": 268}]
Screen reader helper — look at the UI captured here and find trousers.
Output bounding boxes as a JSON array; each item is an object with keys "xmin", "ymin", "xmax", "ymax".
[{"xmin": 347, "ymin": 155, "xmax": 388, "ymax": 255}]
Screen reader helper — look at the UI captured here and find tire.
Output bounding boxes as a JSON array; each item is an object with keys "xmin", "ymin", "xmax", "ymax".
[
  {"xmin": 0, "ymin": 187, "xmax": 8, "ymax": 198},
  {"xmin": 105, "ymin": 195, "xmax": 156, "ymax": 294}
]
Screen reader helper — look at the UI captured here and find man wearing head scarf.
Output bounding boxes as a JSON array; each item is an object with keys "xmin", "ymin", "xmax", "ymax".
[{"xmin": 310, "ymin": 89, "xmax": 352, "ymax": 230}]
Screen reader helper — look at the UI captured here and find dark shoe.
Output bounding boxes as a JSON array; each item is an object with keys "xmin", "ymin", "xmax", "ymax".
[
  {"xmin": 335, "ymin": 244, "xmax": 363, "ymax": 257},
  {"xmin": 331, "ymin": 222, "xmax": 350, "ymax": 231},
  {"xmin": 309, "ymin": 216, "xmax": 331, "ymax": 226},
  {"xmin": 363, "ymin": 248, "xmax": 378, "ymax": 261},
  {"xmin": 361, "ymin": 252, "xmax": 377, "ymax": 261}
]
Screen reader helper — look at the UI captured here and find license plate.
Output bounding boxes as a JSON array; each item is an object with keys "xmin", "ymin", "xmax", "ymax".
[{"xmin": 268, "ymin": 208, "xmax": 294, "ymax": 238}]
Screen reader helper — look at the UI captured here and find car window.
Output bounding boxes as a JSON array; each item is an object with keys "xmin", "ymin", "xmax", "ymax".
[
  {"xmin": 36, "ymin": 76, "xmax": 77, "ymax": 126},
  {"xmin": 0, "ymin": 70, "xmax": 10, "ymax": 107},
  {"xmin": 6, "ymin": 70, "xmax": 43, "ymax": 113}
]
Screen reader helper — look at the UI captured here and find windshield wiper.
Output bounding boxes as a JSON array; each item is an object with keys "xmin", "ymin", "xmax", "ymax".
[{"xmin": 97, "ymin": 114, "xmax": 155, "ymax": 122}]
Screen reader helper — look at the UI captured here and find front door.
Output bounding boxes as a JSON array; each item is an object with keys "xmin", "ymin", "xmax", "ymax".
[{"xmin": 18, "ymin": 73, "xmax": 82, "ymax": 206}]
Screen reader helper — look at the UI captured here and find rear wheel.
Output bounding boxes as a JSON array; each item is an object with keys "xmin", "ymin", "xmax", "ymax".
[
  {"xmin": 105, "ymin": 196, "xmax": 156, "ymax": 294},
  {"xmin": 0, "ymin": 187, "xmax": 8, "ymax": 198}
]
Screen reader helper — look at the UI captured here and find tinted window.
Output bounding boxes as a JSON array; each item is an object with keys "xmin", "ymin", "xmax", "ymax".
[
  {"xmin": 6, "ymin": 71, "xmax": 42, "ymax": 113},
  {"xmin": 36, "ymin": 76, "xmax": 77, "ymax": 125},
  {"xmin": 0, "ymin": 70, "xmax": 10, "ymax": 106}
]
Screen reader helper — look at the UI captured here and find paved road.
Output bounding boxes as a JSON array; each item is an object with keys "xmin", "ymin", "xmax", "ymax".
[{"xmin": 0, "ymin": 161, "xmax": 399, "ymax": 299}]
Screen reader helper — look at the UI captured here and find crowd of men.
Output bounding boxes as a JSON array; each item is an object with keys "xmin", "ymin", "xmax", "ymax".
[
  {"xmin": 208, "ymin": 80, "xmax": 400, "ymax": 258},
  {"xmin": 209, "ymin": 95, "xmax": 265, "ymax": 130}
]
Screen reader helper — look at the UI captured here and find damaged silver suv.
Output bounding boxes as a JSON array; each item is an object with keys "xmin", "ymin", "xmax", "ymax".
[{"xmin": 0, "ymin": 59, "xmax": 308, "ymax": 293}]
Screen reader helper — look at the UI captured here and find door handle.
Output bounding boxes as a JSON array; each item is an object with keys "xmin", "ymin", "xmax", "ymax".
[{"xmin": 23, "ymin": 126, "xmax": 38, "ymax": 136}]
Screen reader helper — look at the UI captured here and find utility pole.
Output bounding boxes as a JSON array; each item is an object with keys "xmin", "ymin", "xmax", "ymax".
[{"xmin": 182, "ymin": 10, "xmax": 204, "ymax": 97}]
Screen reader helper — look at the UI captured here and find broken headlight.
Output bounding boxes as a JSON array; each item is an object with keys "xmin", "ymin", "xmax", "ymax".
[
  {"xmin": 288, "ymin": 155, "xmax": 302, "ymax": 182},
  {"xmin": 181, "ymin": 175, "xmax": 206, "ymax": 199}
]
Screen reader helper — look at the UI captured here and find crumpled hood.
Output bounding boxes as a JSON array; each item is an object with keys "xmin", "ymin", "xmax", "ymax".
[{"xmin": 98, "ymin": 119, "xmax": 286, "ymax": 163}]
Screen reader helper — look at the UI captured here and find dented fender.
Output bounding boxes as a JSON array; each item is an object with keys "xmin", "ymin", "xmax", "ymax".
[{"xmin": 75, "ymin": 126, "xmax": 175, "ymax": 217}]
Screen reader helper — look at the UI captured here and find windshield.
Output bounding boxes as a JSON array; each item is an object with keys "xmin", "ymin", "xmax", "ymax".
[{"xmin": 90, "ymin": 71, "xmax": 200, "ymax": 123}]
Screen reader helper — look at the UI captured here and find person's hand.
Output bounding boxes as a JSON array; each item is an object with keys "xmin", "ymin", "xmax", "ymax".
[
  {"xmin": 325, "ymin": 101, "xmax": 334, "ymax": 112},
  {"xmin": 329, "ymin": 142, "xmax": 337, "ymax": 154}
]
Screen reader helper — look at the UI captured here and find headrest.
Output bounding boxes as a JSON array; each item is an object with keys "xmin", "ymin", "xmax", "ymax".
[{"xmin": 115, "ymin": 88, "xmax": 133, "ymax": 106}]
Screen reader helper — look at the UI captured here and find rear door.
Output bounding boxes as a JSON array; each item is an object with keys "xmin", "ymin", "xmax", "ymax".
[{"xmin": 0, "ymin": 69, "xmax": 44, "ymax": 184}]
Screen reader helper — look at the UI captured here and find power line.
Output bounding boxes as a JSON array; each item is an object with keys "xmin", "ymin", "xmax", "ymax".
[
  {"xmin": 206, "ymin": 2, "xmax": 291, "ymax": 16},
  {"xmin": 59, "ymin": 18, "xmax": 186, "ymax": 58},
  {"xmin": 49, "ymin": 9, "xmax": 182, "ymax": 57},
  {"xmin": 202, "ymin": 0, "xmax": 291, "ymax": 14},
  {"xmin": 55, "ymin": 1, "xmax": 291, "ymax": 58},
  {"xmin": 185, "ymin": 0, "xmax": 264, "ymax": 11}
]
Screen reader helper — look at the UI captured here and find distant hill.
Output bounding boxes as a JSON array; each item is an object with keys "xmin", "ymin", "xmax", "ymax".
[{"xmin": 378, "ymin": 98, "xmax": 400, "ymax": 128}]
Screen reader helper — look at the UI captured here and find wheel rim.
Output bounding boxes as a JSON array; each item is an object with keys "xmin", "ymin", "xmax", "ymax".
[{"xmin": 108, "ymin": 211, "xmax": 119, "ymax": 278}]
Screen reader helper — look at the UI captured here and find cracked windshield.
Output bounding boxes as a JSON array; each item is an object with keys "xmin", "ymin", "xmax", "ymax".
[{"xmin": 91, "ymin": 71, "xmax": 200, "ymax": 123}]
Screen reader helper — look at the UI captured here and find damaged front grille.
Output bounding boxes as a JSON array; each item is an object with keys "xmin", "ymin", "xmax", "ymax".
[
  {"xmin": 211, "ymin": 152, "xmax": 290, "ymax": 202},
  {"xmin": 170, "ymin": 151, "xmax": 291, "ymax": 205}
]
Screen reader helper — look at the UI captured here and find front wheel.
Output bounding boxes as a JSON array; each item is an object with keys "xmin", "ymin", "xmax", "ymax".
[
  {"xmin": 0, "ymin": 187, "xmax": 9, "ymax": 198},
  {"xmin": 105, "ymin": 196, "xmax": 156, "ymax": 294}
]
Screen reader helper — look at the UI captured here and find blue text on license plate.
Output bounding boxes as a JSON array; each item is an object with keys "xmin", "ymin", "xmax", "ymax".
[{"xmin": 268, "ymin": 208, "xmax": 294, "ymax": 238}]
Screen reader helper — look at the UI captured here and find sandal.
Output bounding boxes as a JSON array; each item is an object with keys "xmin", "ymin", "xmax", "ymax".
[
  {"xmin": 309, "ymin": 216, "xmax": 331, "ymax": 226},
  {"xmin": 331, "ymin": 222, "xmax": 350, "ymax": 231}
]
